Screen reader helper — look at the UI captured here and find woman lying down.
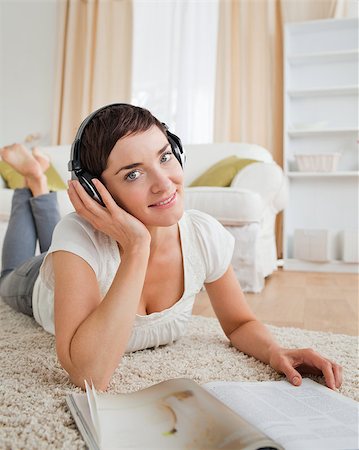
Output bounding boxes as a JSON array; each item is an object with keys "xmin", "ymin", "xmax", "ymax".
[{"xmin": 0, "ymin": 103, "xmax": 342, "ymax": 391}]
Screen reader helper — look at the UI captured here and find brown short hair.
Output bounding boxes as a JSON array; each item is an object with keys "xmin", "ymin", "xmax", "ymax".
[{"xmin": 80, "ymin": 104, "xmax": 167, "ymax": 178}]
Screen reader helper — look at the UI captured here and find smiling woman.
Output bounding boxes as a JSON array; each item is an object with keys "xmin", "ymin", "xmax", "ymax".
[{"xmin": 0, "ymin": 104, "xmax": 343, "ymax": 393}]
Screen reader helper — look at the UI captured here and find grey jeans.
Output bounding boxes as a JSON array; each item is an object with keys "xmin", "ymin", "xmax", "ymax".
[{"xmin": 0, "ymin": 188, "xmax": 60, "ymax": 316}]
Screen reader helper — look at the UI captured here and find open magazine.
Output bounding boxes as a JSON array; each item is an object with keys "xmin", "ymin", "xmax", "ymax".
[
  {"xmin": 204, "ymin": 378, "xmax": 359, "ymax": 450},
  {"xmin": 66, "ymin": 378, "xmax": 358, "ymax": 450}
]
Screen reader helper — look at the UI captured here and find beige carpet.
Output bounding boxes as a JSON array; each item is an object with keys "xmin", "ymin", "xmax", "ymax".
[{"xmin": 0, "ymin": 298, "xmax": 358, "ymax": 449}]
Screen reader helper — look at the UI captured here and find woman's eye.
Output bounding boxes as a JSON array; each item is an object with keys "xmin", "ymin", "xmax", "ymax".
[
  {"xmin": 161, "ymin": 151, "xmax": 172, "ymax": 163},
  {"xmin": 125, "ymin": 170, "xmax": 140, "ymax": 181}
]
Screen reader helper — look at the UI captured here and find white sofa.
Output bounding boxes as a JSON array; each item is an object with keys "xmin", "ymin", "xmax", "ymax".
[
  {"xmin": 183, "ymin": 143, "xmax": 288, "ymax": 291},
  {"xmin": 0, "ymin": 143, "xmax": 288, "ymax": 292}
]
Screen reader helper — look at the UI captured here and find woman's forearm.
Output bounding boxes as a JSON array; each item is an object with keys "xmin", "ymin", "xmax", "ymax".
[
  {"xmin": 228, "ymin": 320, "xmax": 281, "ymax": 365},
  {"xmin": 68, "ymin": 246, "xmax": 150, "ymax": 390}
]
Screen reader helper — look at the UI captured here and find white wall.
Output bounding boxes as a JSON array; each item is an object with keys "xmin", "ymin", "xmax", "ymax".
[{"xmin": 0, "ymin": 0, "xmax": 58, "ymax": 146}]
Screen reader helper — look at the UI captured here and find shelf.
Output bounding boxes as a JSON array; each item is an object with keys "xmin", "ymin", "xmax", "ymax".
[
  {"xmin": 288, "ymin": 50, "xmax": 358, "ymax": 65},
  {"xmin": 283, "ymin": 19, "xmax": 359, "ymax": 274},
  {"xmin": 288, "ymin": 86, "xmax": 359, "ymax": 98},
  {"xmin": 287, "ymin": 171, "xmax": 359, "ymax": 178},
  {"xmin": 287, "ymin": 128, "xmax": 358, "ymax": 137},
  {"xmin": 283, "ymin": 258, "xmax": 359, "ymax": 274},
  {"xmin": 288, "ymin": 17, "xmax": 358, "ymax": 33}
]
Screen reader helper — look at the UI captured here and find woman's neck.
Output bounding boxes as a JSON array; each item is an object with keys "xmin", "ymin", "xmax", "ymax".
[{"xmin": 147, "ymin": 223, "xmax": 179, "ymax": 254}]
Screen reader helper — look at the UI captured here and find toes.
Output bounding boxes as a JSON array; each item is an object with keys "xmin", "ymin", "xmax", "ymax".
[
  {"xmin": 32, "ymin": 146, "xmax": 49, "ymax": 160},
  {"xmin": 31, "ymin": 147, "xmax": 50, "ymax": 173}
]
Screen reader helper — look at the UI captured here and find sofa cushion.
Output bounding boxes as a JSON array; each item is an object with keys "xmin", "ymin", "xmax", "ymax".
[
  {"xmin": 189, "ymin": 156, "xmax": 258, "ymax": 187},
  {"xmin": 184, "ymin": 187, "xmax": 263, "ymax": 225},
  {"xmin": 0, "ymin": 161, "xmax": 67, "ymax": 191}
]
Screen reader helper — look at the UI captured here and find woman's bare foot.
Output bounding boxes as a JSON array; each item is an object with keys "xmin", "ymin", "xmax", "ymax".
[
  {"xmin": 32, "ymin": 147, "xmax": 50, "ymax": 173},
  {"xmin": 1, "ymin": 143, "xmax": 43, "ymax": 178},
  {"xmin": 0, "ymin": 143, "xmax": 49, "ymax": 196}
]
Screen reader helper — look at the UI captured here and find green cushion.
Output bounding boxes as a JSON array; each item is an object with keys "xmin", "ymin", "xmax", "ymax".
[
  {"xmin": 0, "ymin": 161, "xmax": 67, "ymax": 191},
  {"xmin": 189, "ymin": 155, "xmax": 259, "ymax": 187}
]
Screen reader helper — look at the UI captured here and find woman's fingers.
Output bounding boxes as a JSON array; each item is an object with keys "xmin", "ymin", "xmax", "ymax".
[
  {"xmin": 67, "ymin": 180, "xmax": 83, "ymax": 210},
  {"xmin": 70, "ymin": 178, "xmax": 121, "ymax": 214},
  {"xmin": 273, "ymin": 349, "xmax": 343, "ymax": 390},
  {"xmin": 316, "ymin": 358, "xmax": 336, "ymax": 390},
  {"xmin": 280, "ymin": 359, "xmax": 303, "ymax": 386},
  {"xmin": 69, "ymin": 180, "xmax": 103, "ymax": 212},
  {"xmin": 298, "ymin": 350, "xmax": 341, "ymax": 390},
  {"xmin": 68, "ymin": 179, "xmax": 126, "ymax": 229},
  {"xmin": 305, "ymin": 350, "xmax": 343, "ymax": 390},
  {"xmin": 92, "ymin": 178, "xmax": 120, "ymax": 211},
  {"xmin": 67, "ymin": 180, "xmax": 101, "ymax": 219},
  {"xmin": 331, "ymin": 361, "xmax": 343, "ymax": 389}
]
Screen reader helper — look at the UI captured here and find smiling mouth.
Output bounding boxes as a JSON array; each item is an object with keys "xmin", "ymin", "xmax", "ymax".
[{"xmin": 149, "ymin": 192, "xmax": 177, "ymax": 207}]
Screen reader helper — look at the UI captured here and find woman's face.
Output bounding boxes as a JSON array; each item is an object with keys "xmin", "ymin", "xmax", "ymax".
[{"xmin": 101, "ymin": 125, "xmax": 184, "ymax": 227}]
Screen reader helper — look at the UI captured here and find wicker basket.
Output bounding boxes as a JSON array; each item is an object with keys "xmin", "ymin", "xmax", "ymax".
[{"xmin": 294, "ymin": 153, "xmax": 341, "ymax": 172}]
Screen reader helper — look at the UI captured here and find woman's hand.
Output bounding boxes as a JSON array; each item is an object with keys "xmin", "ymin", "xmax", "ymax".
[
  {"xmin": 268, "ymin": 346, "xmax": 343, "ymax": 390},
  {"xmin": 68, "ymin": 178, "xmax": 151, "ymax": 252}
]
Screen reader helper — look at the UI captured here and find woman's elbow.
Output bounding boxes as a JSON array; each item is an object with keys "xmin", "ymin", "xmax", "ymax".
[
  {"xmin": 68, "ymin": 372, "xmax": 110, "ymax": 392},
  {"xmin": 56, "ymin": 346, "xmax": 119, "ymax": 392},
  {"xmin": 56, "ymin": 355, "xmax": 111, "ymax": 391}
]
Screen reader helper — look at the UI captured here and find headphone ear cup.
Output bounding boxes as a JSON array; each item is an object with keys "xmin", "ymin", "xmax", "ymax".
[
  {"xmin": 167, "ymin": 131, "xmax": 186, "ymax": 169},
  {"xmin": 77, "ymin": 171, "xmax": 105, "ymax": 207}
]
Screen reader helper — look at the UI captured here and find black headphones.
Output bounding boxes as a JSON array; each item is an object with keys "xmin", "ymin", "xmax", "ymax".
[{"xmin": 68, "ymin": 103, "xmax": 185, "ymax": 206}]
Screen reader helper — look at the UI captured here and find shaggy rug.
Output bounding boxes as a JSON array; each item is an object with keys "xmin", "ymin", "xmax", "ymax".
[{"xmin": 0, "ymin": 298, "xmax": 358, "ymax": 449}]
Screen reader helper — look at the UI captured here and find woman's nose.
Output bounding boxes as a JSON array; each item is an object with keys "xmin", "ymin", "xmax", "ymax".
[{"xmin": 150, "ymin": 171, "xmax": 172, "ymax": 193}]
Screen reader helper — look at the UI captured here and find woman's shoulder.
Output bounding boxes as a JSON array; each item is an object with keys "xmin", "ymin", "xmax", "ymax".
[
  {"xmin": 43, "ymin": 213, "xmax": 117, "ymax": 289},
  {"xmin": 55, "ymin": 211, "xmax": 93, "ymax": 230},
  {"xmin": 53, "ymin": 212, "xmax": 99, "ymax": 238},
  {"xmin": 182, "ymin": 208, "xmax": 234, "ymax": 252},
  {"xmin": 182, "ymin": 210, "xmax": 235, "ymax": 283},
  {"xmin": 52, "ymin": 212, "xmax": 112, "ymax": 250},
  {"xmin": 183, "ymin": 209, "xmax": 226, "ymax": 234}
]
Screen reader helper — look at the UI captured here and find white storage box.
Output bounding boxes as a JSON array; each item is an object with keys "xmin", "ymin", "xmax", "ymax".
[
  {"xmin": 293, "ymin": 229, "xmax": 334, "ymax": 262},
  {"xmin": 341, "ymin": 230, "xmax": 359, "ymax": 263},
  {"xmin": 294, "ymin": 153, "xmax": 341, "ymax": 172}
]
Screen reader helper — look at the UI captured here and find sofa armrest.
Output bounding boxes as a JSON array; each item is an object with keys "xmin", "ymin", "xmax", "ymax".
[
  {"xmin": 184, "ymin": 187, "xmax": 264, "ymax": 225},
  {"xmin": 230, "ymin": 162, "xmax": 289, "ymax": 214}
]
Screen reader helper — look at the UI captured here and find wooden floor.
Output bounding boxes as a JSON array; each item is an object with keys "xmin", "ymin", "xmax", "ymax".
[{"xmin": 192, "ymin": 269, "xmax": 359, "ymax": 336}]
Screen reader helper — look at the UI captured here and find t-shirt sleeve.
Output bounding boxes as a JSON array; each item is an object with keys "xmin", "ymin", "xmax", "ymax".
[
  {"xmin": 189, "ymin": 210, "xmax": 235, "ymax": 283},
  {"xmin": 40, "ymin": 213, "xmax": 100, "ymax": 290}
]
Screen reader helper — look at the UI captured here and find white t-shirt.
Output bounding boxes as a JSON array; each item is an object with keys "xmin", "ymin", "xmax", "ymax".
[{"xmin": 32, "ymin": 209, "xmax": 235, "ymax": 353}]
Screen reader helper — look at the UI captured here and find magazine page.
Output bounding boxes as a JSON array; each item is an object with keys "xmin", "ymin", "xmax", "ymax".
[
  {"xmin": 66, "ymin": 394, "xmax": 100, "ymax": 450},
  {"xmin": 203, "ymin": 378, "xmax": 359, "ymax": 450},
  {"xmin": 89, "ymin": 378, "xmax": 282, "ymax": 450},
  {"xmin": 85, "ymin": 380, "xmax": 101, "ymax": 444}
]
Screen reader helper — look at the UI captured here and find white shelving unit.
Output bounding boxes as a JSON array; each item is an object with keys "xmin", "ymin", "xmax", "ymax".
[{"xmin": 283, "ymin": 18, "xmax": 359, "ymax": 273}]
